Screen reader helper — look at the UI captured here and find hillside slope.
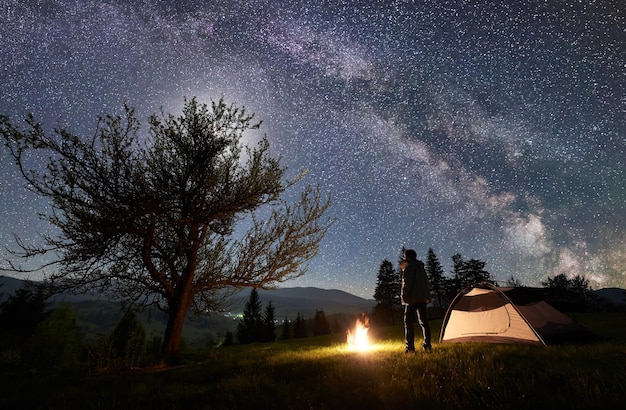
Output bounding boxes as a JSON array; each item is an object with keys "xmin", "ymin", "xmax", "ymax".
[{"xmin": 1, "ymin": 277, "xmax": 376, "ymax": 343}]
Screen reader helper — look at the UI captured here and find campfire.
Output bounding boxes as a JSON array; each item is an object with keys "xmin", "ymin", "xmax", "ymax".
[{"xmin": 346, "ymin": 313, "xmax": 370, "ymax": 351}]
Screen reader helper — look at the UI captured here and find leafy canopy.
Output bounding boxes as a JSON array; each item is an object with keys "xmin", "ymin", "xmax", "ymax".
[{"xmin": 1, "ymin": 97, "xmax": 333, "ymax": 328}]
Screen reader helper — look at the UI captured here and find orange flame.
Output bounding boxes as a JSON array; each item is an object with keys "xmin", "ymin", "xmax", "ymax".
[{"xmin": 347, "ymin": 318, "xmax": 369, "ymax": 351}]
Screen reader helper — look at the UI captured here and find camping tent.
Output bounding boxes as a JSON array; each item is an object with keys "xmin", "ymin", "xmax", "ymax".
[{"xmin": 439, "ymin": 282, "xmax": 596, "ymax": 345}]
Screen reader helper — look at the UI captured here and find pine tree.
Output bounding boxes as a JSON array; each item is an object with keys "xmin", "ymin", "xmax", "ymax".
[
  {"xmin": 280, "ymin": 317, "xmax": 291, "ymax": 340},
  {"xmin": 450, "ymin": 254, "xmax": 491, "ymax": 290},
  {"xmin": 506, "ymin": 276, "xmax": 524, "ymax": 287},
  {"xmin": 237, "ymin": 288, "xmax": 264, "ymax": 344},
  {"xmin": 223, "ymin": 331, "xmax": 234, "ymax": 346},
  {"xmin": 541, "ymin": 273, "xmax": 592, "ymax": 310},
  {"xmin": 373, "ymin": 259, "xmax": 401, "ymax": 325},
  {"xmin": 312, "ymin": 309, "xmax": 331, "ymax": 336},
  {"xmin": 425, "ymin": 248, "xmax": 446, "ymax": 313},
  {"xmin": 464, "ymin": 259, "xmax": 492, "ymax": 285},
  {"xmin": 292, "ymin": 312, "xmax": 308, "ymax": 338},
  {"xmin": 451, "ymin": 253, "xmax": 467, "ymax": 291},
  {"xmin": 262, "ymin": 301, "xmax": 276, "ymax": 342}
]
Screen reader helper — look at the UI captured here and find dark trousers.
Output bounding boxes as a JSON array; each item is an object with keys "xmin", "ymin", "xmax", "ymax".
[{"xmin": 404, "ymin": 302, "xmax": 431, "ymax": 350}]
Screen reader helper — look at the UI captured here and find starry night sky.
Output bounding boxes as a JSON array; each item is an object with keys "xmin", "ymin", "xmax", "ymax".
[{"xmin": 1, "ymin": 0, "xmax": 625, "ymax": 299}]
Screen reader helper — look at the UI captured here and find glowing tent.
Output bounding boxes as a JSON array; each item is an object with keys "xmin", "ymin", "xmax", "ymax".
[{"xmin": 439, "ymin": 282, "xmax": 597, "ymax": 345}]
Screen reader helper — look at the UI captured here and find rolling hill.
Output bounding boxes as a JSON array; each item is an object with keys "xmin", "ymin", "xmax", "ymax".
[
  {"xmin": 0, "ymin": 276, "xmax": 376, "ymax": 344},
  {"xmin": 228, "ymin": 287, "xmax": 376, "ymax": 319}
]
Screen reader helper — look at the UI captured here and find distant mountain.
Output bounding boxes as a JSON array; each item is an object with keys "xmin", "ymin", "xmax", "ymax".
[
  {"xmin": 0, "ymin": 276, "xmax": 25, "ymax": 299},
  {"xmin": 228, "ymin": 287, "xmax": 376, "ymax": 319},
  {"xmin": 0, "ymin": 276, "xmax": 376, "ymax": 343},
  {"xmin": 596, "ymin": 288, "xmax": 626, "ymax": 306},
  {"xmin": 0, "ymin": 275, "xmax": 107, "ymax": 303},
  {"xmin": 1, "ymin": 277, "xmax": 375, "ymax": 316}
]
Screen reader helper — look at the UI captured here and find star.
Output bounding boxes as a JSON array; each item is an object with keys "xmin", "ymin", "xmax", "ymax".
[{"xmin": 1, "ymin": 0, "xmax": 624, "ymax": 298}]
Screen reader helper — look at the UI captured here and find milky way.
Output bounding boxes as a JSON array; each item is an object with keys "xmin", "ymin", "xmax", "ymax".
[{"xmin": 1, "ymin": 0, "xmax": 624, "ymax": 298}]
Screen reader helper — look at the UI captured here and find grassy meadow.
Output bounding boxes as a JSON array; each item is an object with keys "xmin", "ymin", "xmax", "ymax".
[{"xmin": 1, "ymin": 313, "xmax": 625, "ymax": 410}]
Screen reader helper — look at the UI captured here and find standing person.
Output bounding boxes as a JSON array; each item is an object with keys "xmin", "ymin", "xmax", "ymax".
[{"xmin": 400, "ymin": 249, "xmax": 432, "ymax": 352}]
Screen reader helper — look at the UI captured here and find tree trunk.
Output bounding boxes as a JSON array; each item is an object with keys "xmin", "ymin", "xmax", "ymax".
[
  {"xmin": 160, "ymin": 248, "xmax": 198, "ymax": 365},
  {"xmin": 161, "ymin": 294, "xmax": 191, "ymax": 365}
]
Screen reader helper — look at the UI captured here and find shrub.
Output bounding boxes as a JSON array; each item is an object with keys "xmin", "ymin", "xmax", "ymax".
[
  {"xmin": 26, "ymin": 303, "xmax": 84, "ymax": 374},
  {"xmin": 109, "ymin": 311, "xmax": 147, "ymax": 370}
]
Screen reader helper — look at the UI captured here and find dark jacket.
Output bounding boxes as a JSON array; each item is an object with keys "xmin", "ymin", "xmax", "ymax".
[{"xmin": 401, "ymin": 259, "xmax": 431, "ymax": 305}]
